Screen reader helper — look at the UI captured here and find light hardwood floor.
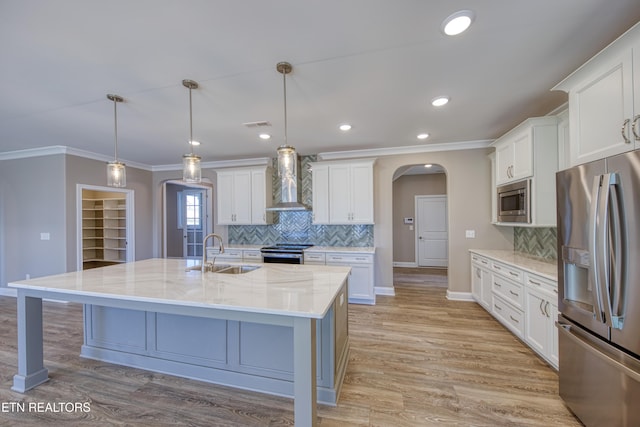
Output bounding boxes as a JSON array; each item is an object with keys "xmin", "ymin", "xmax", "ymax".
[{"xmin": 0, "ymin": 269, "xmax": 581, "ymax": 426}]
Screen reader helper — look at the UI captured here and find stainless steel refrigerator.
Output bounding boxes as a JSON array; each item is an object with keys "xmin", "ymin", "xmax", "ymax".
[{"xmin": 556, "ymin": 149, "xmax": 640, "ymax": 427}]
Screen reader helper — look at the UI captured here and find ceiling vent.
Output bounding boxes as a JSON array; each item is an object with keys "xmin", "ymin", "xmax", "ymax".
[{"xmin": 243, "ymin": 121, "xmax": 272, "ymax": 128}]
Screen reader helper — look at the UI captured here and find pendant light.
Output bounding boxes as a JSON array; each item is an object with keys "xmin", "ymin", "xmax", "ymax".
[
  {"xmin": 106, "ymin": 94, "xmax": 126, "ymax": 187},
  {"xmin": 276, "ymin": 62, "xmax": 297, "ymax": 183},
  {"xmin": 182, "ymin": 79, "xmax": 201, "ymax": 183}
]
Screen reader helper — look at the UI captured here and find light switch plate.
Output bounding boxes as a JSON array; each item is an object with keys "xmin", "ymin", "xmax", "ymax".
[
  {"xmin": 465, "ymin": 230, "xmax": 476, "ymax": 238},
  {"xmin": 40, "ymin": 232, "xmax": 50, "ymax": 241}
]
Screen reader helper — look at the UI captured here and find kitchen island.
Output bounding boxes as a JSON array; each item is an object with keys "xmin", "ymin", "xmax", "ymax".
[{"xmin": 9, "ymin": 258, "xmax": 351, "ymax": 427}]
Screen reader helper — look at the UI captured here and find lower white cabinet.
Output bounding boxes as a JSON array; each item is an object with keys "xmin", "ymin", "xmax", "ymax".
[
  {"xmin": 524, "ymin": 274, "xmax": 559, "ymax": 368},
  {"xmin": 305, "ymin": 250, "xmax": 375, "ymax": 305},
  {"xmin": 469, "ymin": 251, "xmax": 558, "ymax": 370}
]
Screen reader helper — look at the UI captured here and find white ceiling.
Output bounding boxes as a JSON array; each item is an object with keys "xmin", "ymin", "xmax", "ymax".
[{"xmin": 1, "ymin": 1, "xmax": 640, "ymax": 167}]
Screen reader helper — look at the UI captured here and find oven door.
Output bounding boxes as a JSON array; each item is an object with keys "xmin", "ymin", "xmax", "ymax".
[{"xmin": 262, "ymin": 253, "xmax": 304, "ymax": 264}]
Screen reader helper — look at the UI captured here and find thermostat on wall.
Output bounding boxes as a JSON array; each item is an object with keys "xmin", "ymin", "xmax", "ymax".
[{"xmin": 403, "ymin": 217, "xmax": 414, "ymax": 224}]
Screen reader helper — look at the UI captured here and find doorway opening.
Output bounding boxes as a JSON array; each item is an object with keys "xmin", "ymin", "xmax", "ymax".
[
  {"xmin": 392, "ymin": 164, "xmax": 449, "ymax": 286},
  {"xmin": 76, "ymin": 184, "xmax": 135, "ymax": 271},
  {"xmin": 162, "ymin": 180, "xmax": 213, "ymax": 259}
]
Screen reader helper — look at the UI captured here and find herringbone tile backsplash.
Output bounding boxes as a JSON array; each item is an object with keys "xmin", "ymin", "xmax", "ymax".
[
  {"xmin": 228, "ymin": 155, "xmax": 374, "ymax": 247},
  {"xmin": 514, "ymin": 227, "xmax": 557, "ymax": 260}
]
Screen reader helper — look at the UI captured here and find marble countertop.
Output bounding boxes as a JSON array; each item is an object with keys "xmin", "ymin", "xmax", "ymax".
[
  {"xmin": 469, "ymin": 249, "xmax": 558, "ymax": 281},
  {"xmin": 304, "ymin": 246, "xmax": 376, "ymax": 254},
  {"xmin": 8, "ymin": 258, "xmax": 350, "ymax": 319}
]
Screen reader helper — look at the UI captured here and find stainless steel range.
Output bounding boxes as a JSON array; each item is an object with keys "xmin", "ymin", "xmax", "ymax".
[{"xmin": 260, "ymin": 243, "xmax": 313, "ymax": 264}]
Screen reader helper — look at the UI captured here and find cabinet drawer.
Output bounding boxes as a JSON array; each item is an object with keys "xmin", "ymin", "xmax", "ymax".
[
  {"xmin": 326, "ymin": 254, "xmax": 373, "ymax": 264},
  {"xmin": 304, "ymin": 252, "xmax": 326, "ymax": 264},
  {"xmin": 492, "ymin": 274, "xmax": 524, "ymax": 309},
  {"xmin": 242, "ymin": 250, "xmax": 262, "ymax": 261},
  {"xmin": 525, "ymin": 273, "xmax": 558, "ymax": 297},
  {"xmin": 208, "ymin": 248, "xmax": 242, "ymax": 261},
  {"xmin": 471, "ymin": 254, "xmax": 491, "ymax": 268},
  {"xmin": 492, "ymin": 295, "xmax": 524, "ymax": 338},
  {"xmin": 491, "ymin": 261, "xmax": 523, "ymax": 283}
]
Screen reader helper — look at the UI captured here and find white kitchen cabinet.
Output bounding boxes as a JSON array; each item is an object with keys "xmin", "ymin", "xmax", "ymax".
[
  {"xmin": 495, "ymin": 128, "xmax": 533, "ymax": 185},
  {"xmin": 490, "ymin": 260, "xmax": 525, "ymax": 339},
  {"xmin": 241, "ymin": 249, "xmax": 263, "ymax": 263},
  {"xmin": 470, "ymin": 254, "xmax": 492, "ymax": 311},
  {"xmin": 305, "ymin": 250, "xmax": 375, "ymax": 305},
  {"xmin": 524, "ymin": 273, "xmax": 559, "ymax": 369},
  {"xmin": 310, "ymin": 159, "xmax": 375, "ymax": 225},
  {"xmin": 216, "ymin": 166, "xmax": 272, "ymax": 225},
  {"xmin": 553, "ymin": 22, "xmax": 640, "ymax": 166},
  {"xmin": 492, "ymin": 116, "xmax": 558, "ymax": 226}
]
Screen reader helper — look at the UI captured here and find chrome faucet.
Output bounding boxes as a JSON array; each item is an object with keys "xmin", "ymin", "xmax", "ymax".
[{"xmin": 202, "ymin": 233, "xmax": 224, "ymax": 272}]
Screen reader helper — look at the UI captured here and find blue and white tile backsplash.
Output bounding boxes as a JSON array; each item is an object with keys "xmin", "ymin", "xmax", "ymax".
[{"xmin": 228, "ymin": 155, "xmax": 374, "ymax": 247}]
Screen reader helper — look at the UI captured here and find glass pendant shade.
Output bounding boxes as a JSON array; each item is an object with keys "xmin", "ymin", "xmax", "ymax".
[
  {"xmin": 277, "ymin": 145, "xmax": 296, "ymax": 179},
  {"xmin": 183, "ymin": 153, "xmax": 201, "ymax": 183},
  {"xmin": 106, "ymin": 94, "xmax": 126, "ymax": 187},
  {"xmin": 107, "ymin": 161, "xmax": 126, "ymax": 187},
  {"xmin": 182, "ymin": 79, "xmax": 202, "ymax": 183}
]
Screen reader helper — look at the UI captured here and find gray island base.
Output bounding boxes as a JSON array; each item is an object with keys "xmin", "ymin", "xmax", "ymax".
[{"xmin": 9, "ymin": 259, "xmax": 350, "ymax": 427}]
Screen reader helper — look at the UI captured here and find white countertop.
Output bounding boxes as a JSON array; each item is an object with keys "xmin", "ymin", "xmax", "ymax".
[
  {"xmin": 222, "ymin": 244, "xmax": 264, "ymax": 250},
  {"xmin": 304, "ymin": 246, "xmax": 376, "ymax": 254},
  {"xmin": 8, "ymin": 259, "xmax": 350, "ymax": 319},
  {"xmin": 469, "ymin": 249, "xmax": 558, "ymax": 281}
]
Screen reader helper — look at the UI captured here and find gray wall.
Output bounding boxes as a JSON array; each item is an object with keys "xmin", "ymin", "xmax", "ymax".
[
  {"xmin": 392, "ymin": 173, "xmax": 446, "ymax": 264},
  {"xmin": 65, "ymin": 155, "xmax": 154, "ymax": 271},
  {"xmin": 0, "ymin": 154, "xmax": 67, "ymax": 287},
  {"xmin": 374, "ymin": 148, "xmax": 513, "ymax": 294},
  {"xmin": 0, "ymin": 154, "xmax": 154, "ymax": 289}
]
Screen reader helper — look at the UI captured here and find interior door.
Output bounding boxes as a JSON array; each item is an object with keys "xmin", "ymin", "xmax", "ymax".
[
  {"xmin": 182, "ymin": 189, "xmax": 205, "ymax": 259},
  {"xmin": 416, "ymin": 195, "xmax": 448, "ymax": 267}
]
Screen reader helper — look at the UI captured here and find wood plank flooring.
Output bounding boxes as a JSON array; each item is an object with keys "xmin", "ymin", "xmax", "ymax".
[{"xmin": 0, "ymin": 269, "xmax": 581, "ymax": 426}]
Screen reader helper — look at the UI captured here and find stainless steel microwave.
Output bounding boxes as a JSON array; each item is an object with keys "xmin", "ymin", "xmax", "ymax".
[{"xmin": 497, "ymin": 179, "xmax": 531, "ymax": 223}]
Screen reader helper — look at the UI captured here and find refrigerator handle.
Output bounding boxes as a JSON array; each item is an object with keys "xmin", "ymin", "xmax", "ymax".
[
  {"xmin": 588, "ymin": 175, "xmax": 605, "ymax": 323},
  {"xmin": 608, "ymin": 177, "xmax": 625, "ymax": 329},
  {"xmin": 596, "ymin": 173, "xmax": 618, "ymax": 329}
]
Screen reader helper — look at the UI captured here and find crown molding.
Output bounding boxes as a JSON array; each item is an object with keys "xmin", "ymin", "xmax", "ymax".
[
  {"xmin": 0, "ymin": 145, "xmax": 153, "ymax": 171},
  {"xmin": 317, "ymin": 139, "xmax": 493, "ymax": 160},
  {"xmin": 152, "ymin": 157, "xmax": 271, "ymax": 172}
]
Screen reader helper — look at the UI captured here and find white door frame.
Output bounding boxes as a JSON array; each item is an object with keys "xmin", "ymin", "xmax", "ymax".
[
  {"xmin": 76, "ymin": 184, "xmax": 135, "ymax": 271},
  {"xmin": 161, "ymin": 180, "xmax": 213, "ymax": 258},
  {"xmin": 414, "ymin": 194, "xmax": 448, "ymax": 267}
]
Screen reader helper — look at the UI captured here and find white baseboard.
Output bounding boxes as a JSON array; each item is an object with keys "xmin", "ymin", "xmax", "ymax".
[
  {"xmin": 375, "ymin": 286, "xmax": 396, "ymax": 296},
  {"xmin": 0, "ymin": 288, "xmax": 17, "ymax": 297},
  {"xmin": 446, "ymin": 290, "xmax": 475, "ymax": 302},
  {"xmin": 393, "ymin": 262, "xmax": 417, "ymax": 268}
]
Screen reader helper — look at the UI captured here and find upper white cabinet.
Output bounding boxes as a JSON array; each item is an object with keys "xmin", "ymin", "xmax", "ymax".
[
  {"xmin": 493, "ymin": 117, "xmax": 556, "ymax": 186},
  {"xmin": 495, "ymin": 128, "xmax": 533, "ymax": 185},
  {"xmin": 553, "ymin": 23, "xmax": 640, "ymax": 166},
  {"xmin": 492, "ymin": 117, "xmax": 558, "ymax": 226},
  {"xmin": 216, "ymin": 166, "xmax": 273, "ymax": 225},
  {"xmin": 311, "ymin": 159, "xmax": 375, "ymax": 225}
]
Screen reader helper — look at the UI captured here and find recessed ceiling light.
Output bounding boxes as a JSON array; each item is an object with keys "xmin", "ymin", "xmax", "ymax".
[
  {"xmin": 442, "ymin": 10, "xmax": 475, "ymax": 36},
  {"xmin": 417, "ymin": 133, "xmax": 429, "ymax": 140},
  {"xmin": 189, "ymin": 140, "xmax": 201, "ymax": 146},
  {"xmin": 259, "ymin": 133, "xmax": 271, "ymax": 140},
  {"xmin": 424, "ymin": 164, "xmax": 433, "ymax": 168},
  {"xmin": 339, "ymin": 124, "xmax": 352, "ymax": 131},
  {"xmin": 431, "ymin": 96, "xmax": 449, "ymax": 107}
]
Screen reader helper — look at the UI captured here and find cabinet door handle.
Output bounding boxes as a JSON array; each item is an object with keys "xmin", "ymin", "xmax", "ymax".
[
  {"xmin": 494, "ymin": 265, "xmax": 502, "ymax": 270},
  {"xmin": 494, "ymin": 282, "xmax": 501, "ymax": 287},
  {"xmin": 494, "ymin": 304, "xmax": 502, "ymax": 311},
  {"xmin": 544, "ymin": 301, "xmax": 550, "ymax": 318},
  {"xmin": 509, "ymin": 290, "xmax": 519, "ymax": 297},
  {"xmin": 632, "ymin": 114, "xmax": 640, "ymax": 141},
  {"xmin": 476, "ymin": 268, "xmax": 481, "ymax": 278},
  {"xmin": 622, "ymin": 118, "xmax": 631, "ymax": 144},
  {"xmin": 510, "ymin": 315, "xmax": 519, "ymax": 324},
  {"xmin": 539, "ymin": 299, "xmax": 546, "ymax": 316},
  {"xmin": 529, "ymin": 279, "xmax": 541, "ymax": 286},
  {"xmin": 509, "ymin": 271, "xmax": 519, "ymax": 277}
]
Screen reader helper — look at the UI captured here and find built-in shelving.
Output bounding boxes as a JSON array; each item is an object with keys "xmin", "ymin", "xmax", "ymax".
[{"xmin": 82, "ymin": 193, "xmax": 127, "ymax": 269}]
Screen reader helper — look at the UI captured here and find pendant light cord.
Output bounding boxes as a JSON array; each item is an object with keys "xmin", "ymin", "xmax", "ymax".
[
  {"xmin": 113, "ymin": 97, "xmax": 119, "ymax": 160},
  {"xmin": 283, "ymin": 69, "xmax": 288, "ymax": 146},
  {"xmin": 188, "ymin": 85, "xmax": 194, "ymax": 156}
]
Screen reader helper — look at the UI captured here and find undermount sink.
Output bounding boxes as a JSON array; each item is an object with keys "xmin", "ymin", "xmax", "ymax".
[
  {"xmin": 216, "ymin": 265, "xmax": 261, "ymax": 274},
  {"xmin": 185, "ymin": 264, "xmax": 231, "ymax": 272}
]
